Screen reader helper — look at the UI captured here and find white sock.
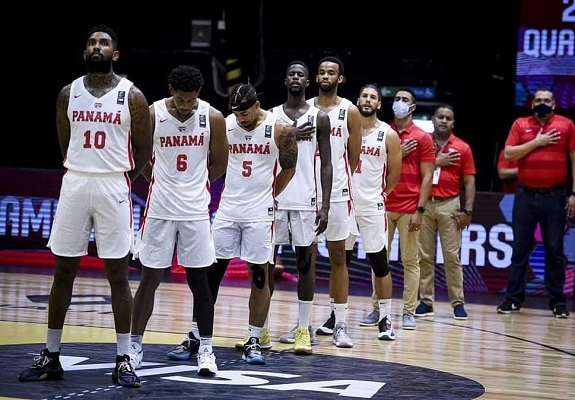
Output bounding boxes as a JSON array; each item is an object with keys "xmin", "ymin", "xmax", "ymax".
[
  {"xmin": 298, "ymin": 300, "xmax": 313, "ymax": 328},
  {"xmin": 378, "ymin": 299, "xmax": 392, "ymax": 323},
  {"xmin": 130, "ymin": 334, "xmax": 143, "ymax": 345},
  {"xmin": 46, "ymin": 328, "xmax": 63, "ymax": 353},
  {"xmin": 333, "ymin": 303, "xmax": 348, "ymax": 325},
  {"xmin": 117, "ymin": 333, "xmax": 130, "ymax": 356}
]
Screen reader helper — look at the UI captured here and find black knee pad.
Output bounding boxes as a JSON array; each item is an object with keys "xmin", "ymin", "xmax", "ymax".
[
  {"xmin": 346, "ymin": 249, "xmax": 353, "ymax": 267},
  {"xmin": 367, "ymin": 248, "xmax": 390, "ymax": 278},
  {"xmin": 250, "ymin": 264, "xmax": 266, "ymax": 289},
  {"xmin": 295, "ymin": 247, "xmax": 311, "ymax": 274}
]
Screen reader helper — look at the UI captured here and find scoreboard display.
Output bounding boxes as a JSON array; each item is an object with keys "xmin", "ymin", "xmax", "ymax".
[{"xmin": 515, "ymin": 0, "xmax": 575, "ymax": 108}]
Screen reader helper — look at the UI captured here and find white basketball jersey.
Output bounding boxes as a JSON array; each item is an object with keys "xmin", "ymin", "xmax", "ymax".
[
  {"xmin": 64, "ymin": 76, "xmax": 134, "ymax": 173},
  {"xmin": 217, "ymin": 111, "xmax": 280, "ymax": 221},
  {"xmin": 307, "ymin": 97, "xmax": 352, "ymax": 203},
  {"xmin": 143, "ymin": 98, "xmax": 212, "ymax": 220},
  {"xmin": 271, "ymin": 105, "xmax": 319, "ymax": 211},
  {"xmin": 352, "ymin": 123, "xmax": 390, "ymax": 216}
]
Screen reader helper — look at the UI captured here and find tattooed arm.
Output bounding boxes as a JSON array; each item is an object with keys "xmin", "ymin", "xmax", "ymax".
[
  {"xmin": 127, "ymin": 85, "xmax": 152, "ymax": 182},
  {"xmin": 274, "ymin": 118, "xmax": 299, "ymax": 197}
]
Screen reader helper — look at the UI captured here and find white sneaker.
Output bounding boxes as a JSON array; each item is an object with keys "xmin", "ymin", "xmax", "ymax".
[
  {"xmin": 128, "ymin": 342, "xmax": 143, "ymax": 370},
  {"xmin": 378, "ymin": 317, "xmax": 396, "ymax": 340},
  {"xmin": 197, "ymin": 348, "xmax": 218, "ymax": 376},
  {"xmin": 332, "ymin": 322, "xmax": 353, "ymax": 348}
]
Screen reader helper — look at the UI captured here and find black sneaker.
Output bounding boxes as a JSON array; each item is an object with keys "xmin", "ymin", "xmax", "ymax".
[
  {"xmin": 497, "ymin": 299, "xmax": 521, "ymax": 314},
  {"xmin": 112, "ymin": 354, "xmax": 141, "ymax": 388},
  {"xmin": 167, "ymin": 331, "xmax": 200, "ymax": 360},
  {"xmin": 18, "ymin": 349, "xmax": 64, "ymax": 382},
  {"xmin": 553, "ymin": 304, "xmax": 570, "ymax": 318},
  {"xmin": 316, "ymin": 311, "xmax": 335, "ymax": 335},
  {"xmin": 242, "ymin": 337, "xmax": 265, "ymax": 365}
]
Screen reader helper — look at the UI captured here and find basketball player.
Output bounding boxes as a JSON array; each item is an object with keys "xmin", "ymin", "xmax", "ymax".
[
  {"xmin": 345, "ymin": 84, "xmax": 401, "ymax": 340},
  {"xmin": 128, "ymin": 65, "xmax": 228, "ymax": 376},
  {"xmin": 269, "ymin": 60, "xmax": 333, "ymax": 355},
  {"xmin": 18, "ymin": 25, "xmax": 152, "ymax": 388},
  {"xmin": 310, "ymin": 56, "xmax": 362, "ymax": 348},
  {"xmin": 208, "ymin": 83, "xmax": 308, "ymax": 365}
]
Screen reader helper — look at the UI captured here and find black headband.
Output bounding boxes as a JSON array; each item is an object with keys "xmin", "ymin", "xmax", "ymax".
[{"xmin": 229, "ymin": 84, "xmax": 258, "ymax": 112}]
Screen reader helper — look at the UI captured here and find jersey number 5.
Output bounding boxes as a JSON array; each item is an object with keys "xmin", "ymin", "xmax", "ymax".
[{"xmin": 242, "ymin": 160, "xmax": 252, "ymax": 177}]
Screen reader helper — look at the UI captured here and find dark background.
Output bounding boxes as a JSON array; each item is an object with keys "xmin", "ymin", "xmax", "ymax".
[{"xmin": 7, "ymin": 1, "xmax": 574, "ymax": 192}]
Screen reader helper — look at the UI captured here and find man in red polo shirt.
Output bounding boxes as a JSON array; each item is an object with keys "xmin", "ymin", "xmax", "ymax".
[
  {"xmin": 415, "ymin": 104, "xmax": 476, "ymax": 320},
  {"xmin": 497, "ymin": 88, "xmax": 575, "ymax": 318},
  {"xmin": 358, "ymin": 88, "xmax": 435, "ymax": 330}
]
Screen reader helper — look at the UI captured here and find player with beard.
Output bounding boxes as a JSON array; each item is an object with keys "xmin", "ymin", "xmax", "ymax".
[
  {"xmin": 208, "ymin": 83, "xmax": 309, "ymax": 365},
  {"xmin": 309, "ymin": 56, "xmax": 362, "ymax": 348},
  {"xmin": 345, "ymin": 84, "xmax": 401, "ymax": 340},
  {"xmin": 264, "ymin": 60, "xmax": 332, "ymax": 355},
  {"xmin": 18, "ymin": 25, "xmax": 152, "ymax": 388}
]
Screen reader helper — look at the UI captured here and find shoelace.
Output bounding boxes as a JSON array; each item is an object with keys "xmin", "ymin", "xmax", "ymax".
[
  {"xmin": 244, "ymin": 343, "xmax": 261, "ymax": 355},
  {"xmin": 295, "ymin": 329, "xmax": 310, "ymax": 344},
  {"xmin": 117, "ymin": 360, "xmax": 134, "ymax": 374},
  {"xmin": 32, "ymin": 354, "xmax": 51, "ymax": 368},
  {"xmin": 199, "ymin": 351, "xmax": 214, "ymax": 362}
]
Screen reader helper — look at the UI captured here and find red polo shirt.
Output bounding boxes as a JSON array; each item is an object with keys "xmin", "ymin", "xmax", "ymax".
[
  {"xmin": 386, "ymin": 121, "xmax": 435, "ymax": 213},
  {"xmin": 505, "ymin": 113, "xmax": 575, "ymax": 188},
  {"xmin": 430, "ymin": 133, "xmax": 476, "ymax": 198}
]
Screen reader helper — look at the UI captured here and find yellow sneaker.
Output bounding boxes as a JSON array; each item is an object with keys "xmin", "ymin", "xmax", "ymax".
[
  {"xmin": 234, "ymin": 327, "xmax": 272, "ymax": 351},
  {"xmin": 260, "ymin": 327, "xmax": 272, "ymax": 349},
  {"xmin": 293, "ymin": 327, "xmax": 312, "ymax": 355}
]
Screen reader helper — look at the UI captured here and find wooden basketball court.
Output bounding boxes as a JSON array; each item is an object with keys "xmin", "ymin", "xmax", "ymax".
[{"xmin": 0, "ymin": 264, "xmax": 573, "ymax": 399}]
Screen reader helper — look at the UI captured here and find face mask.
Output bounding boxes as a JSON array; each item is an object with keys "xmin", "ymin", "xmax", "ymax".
[
  {"xmin": 533, "ymin": 103, "xmax": 552, "ymax": 118},
  {"xmin": 392, "ymin": 101, "xmax": 412, "ymax": 118}
]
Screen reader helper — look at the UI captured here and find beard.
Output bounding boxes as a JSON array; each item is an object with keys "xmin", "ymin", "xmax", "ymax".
[
  {"xmin": 359, "ymin": 107, "xmax": 377, "ymax": 117},
  {"xmin": 318, "ymin": 81, "xmax": 335, "ymax": 94},
  {"xmin": 85, "ymin": 53, "xmax": 114, "ymax": 74}
]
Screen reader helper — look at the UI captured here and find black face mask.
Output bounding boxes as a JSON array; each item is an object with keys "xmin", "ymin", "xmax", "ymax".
[{"xmin": 533, "ymin": 103, "xmax": 552, "ymax": 118}]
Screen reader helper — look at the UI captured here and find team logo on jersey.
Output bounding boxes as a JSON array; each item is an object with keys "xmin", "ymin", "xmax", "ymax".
[
  {"xmin": 265, "ymin": 125, "xmax": 272, "ymax": 138},
  {"xmin": 94, "ymin": 103, "xmax": 102, "ymax": 109},
  {"xmin": 377, "ymin": 131, "xmax": 384, "ymax": 141},
  {"xmin": 178, "ymin": 126, "xmax": 186, "ymax": 132},
  {"xmin": 200, "ymin": 114, "xmax": 206, "ymax": 128},
  {"xmin": 117, "ymin": 91, "xmax": 126, "ymax": 105},
  {"xmin": 377, "ymin": 202, "xmax": 384, "ymax": 210},
  {"xmin": 245, "ymin": 135, "xmax": 252, "ymax": 141},
  {"xmin": 307, "ymin": 115, "xmax": 315, "ymax": 125},
  {"xmin": 338, "ymin": 109, "xmax": 346, "ymax": 120}
]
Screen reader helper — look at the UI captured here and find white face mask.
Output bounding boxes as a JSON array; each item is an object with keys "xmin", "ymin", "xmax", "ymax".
[{"xmin": 392, "ymin": 101, "xmax": 412, "ymax": 119}]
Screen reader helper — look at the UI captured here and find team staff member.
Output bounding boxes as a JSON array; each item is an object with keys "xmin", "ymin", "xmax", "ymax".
[
  {"xmin": 497, "ymin": 88, "xmax": 575, "ymax": 318},
  {"xmin": 415, "ymin": 104, "xmax": 476, "ymax": 320}
]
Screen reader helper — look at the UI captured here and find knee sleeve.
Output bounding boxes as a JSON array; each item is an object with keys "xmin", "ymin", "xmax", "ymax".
[
  {"xmin": 346, "ymin": 249, "xmax": 353, "ymax": 267},
  {"xmin": 295, "ymin": 246, "xmax": 311, "ymax": 274},
  {"xmin": 250, "ymin": 264, "xmax": 266, "ymax": 289},
  {"xmin": 368, "ymin": 248, "xmax": 390, "ymax": 278}
]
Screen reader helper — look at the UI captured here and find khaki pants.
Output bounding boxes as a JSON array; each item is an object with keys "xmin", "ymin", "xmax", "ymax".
[
  {"xmin": 418, "ymin": 196, "xmax": 465, "ymax": 307},
  {"xmin": 369, "ymin": 211, "xmax": 420, "ymax": 315}
]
